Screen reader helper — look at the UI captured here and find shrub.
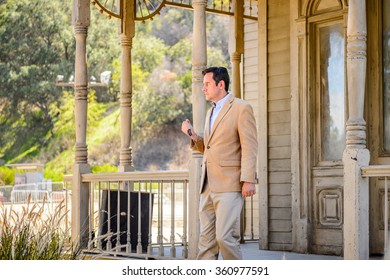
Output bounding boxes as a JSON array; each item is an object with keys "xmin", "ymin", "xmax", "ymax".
[
  {"xmin": 0, "ymin": 198, "xmax": 83, "ymax": 260},
  {"xmin": 0, "ymin": 166, "xmax": 15, "ymax": 185}
]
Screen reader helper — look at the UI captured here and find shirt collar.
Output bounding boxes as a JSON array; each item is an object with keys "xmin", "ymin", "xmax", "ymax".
[{"xmin": 211, "ymin": 92, "xmax": 230, "ymax": 109}]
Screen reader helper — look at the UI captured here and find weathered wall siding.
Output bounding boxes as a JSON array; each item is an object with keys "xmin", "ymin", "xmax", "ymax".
[
  {"xmin": 243, "ymin": 18, "xmax": 259, "ymax": 240},
  {"xmin": 269, "ymin": 220, "xmax": 292, "ymax": 232},
  {"xmin": 268, "ymin": 111, "xmax": 290, "ymax": 123},
  {"xmin": 244, "ymin": 19, "xmax": 258, "ymax": 106},
  {"xmin": 269, "ymin": 208, "xmax": 292, "ymax": 219},
  {"xmin": 269, "ymin": 159, "xmax": 291, "ymax": 172},
  {"xmin": 269, "ymin": 232, "xmax": 292, "ymax": 244},
  {"xmin": 268, "ymin": 74, "xmax": 290, "ymax": 88},
  {"xmin": 268, "ymin": 99, "xmax": 290, "ymax": 112},
  {"xmin": 269, "ymin": 147, "xmax": 290, "ymax": 159},
  {"xmin": 269, "ymin": 62, "xmax": 290, "ymax": 76},
  {"xmin": 267, "ymin": 0, "xmax": 292, "ymax": 250},
  {"xmin": 312, "ymin": 229, "xmax": 343, "ymax": 255},
  {"xmin": 269, "ymin": 123, "xmax": 291, "ymax": 135},
  {"xmin": 268, "ymin": 52, "xmax": 290, "ymax": 64},
  {"xmin": 268, "ymin": 87, "xmax": 290, "ymax": 101},
  {"xmin": 269, "ymin": 135, "xmax": 291, "ymax": 147},
  {"xmin": 269, "ymin": 183, "xmax": 291, "ymax": 196}
]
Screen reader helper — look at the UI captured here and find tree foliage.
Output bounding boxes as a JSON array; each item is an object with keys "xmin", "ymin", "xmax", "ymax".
[
  {"xmin": 0, "ymin": 0, "xmax": 73, "ymax": 161},
  {"xmin": 0, "ymin": 1, "xmax": 230, "ymax": 176}
]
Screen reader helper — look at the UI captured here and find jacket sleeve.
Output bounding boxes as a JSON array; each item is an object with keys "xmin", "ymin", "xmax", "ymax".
[
  {"xmin": 238, "ymin": 103, "xmax": 258, "ymax": 184},
  {"xmin": 190, "ymin": 135, "xmax": 205, "ymax": 154}
]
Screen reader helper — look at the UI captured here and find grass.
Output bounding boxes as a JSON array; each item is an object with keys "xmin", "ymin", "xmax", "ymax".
[{"xmin": 0, "ymin": 198, "xmax": 83, "ymax": 260}]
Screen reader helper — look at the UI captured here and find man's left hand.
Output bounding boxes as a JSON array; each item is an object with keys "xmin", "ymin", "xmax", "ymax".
[{"xmin": 242, "ymin": 182, "xmax": 256, "ymax": 198}]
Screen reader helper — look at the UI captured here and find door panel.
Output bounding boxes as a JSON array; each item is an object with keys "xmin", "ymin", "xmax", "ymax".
[{"xmin": 310, "ymin": 19, "xmax": 345, "ymax": 255}]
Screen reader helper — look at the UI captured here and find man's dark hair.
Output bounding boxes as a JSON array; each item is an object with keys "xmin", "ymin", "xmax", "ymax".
[{"xmin": 202, "ymin": 67, "xmax": 230, "ymax": 92}]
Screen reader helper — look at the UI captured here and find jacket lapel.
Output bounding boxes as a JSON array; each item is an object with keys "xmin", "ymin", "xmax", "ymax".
[
  {"xmin": 204, "ymin": 107, "xmax": 213, "ymax": 142},
  {"xmin": 207, "ymin": 94, "xmax": 234, "ymax": 143}
]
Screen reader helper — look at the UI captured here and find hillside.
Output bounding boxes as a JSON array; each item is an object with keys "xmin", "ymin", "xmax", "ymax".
[
  {"xmin": 82, "ymin": 104, "xmax": 192, "ymax": 172},
  {"xmin": 42, "ymin": 95, "xmax": 193, "ymax": 181}
]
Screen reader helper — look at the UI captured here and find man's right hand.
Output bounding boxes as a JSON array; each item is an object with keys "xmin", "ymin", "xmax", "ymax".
[{"xmin": 181, "ymin": 119, "xmax": 194, "ymax": 137}]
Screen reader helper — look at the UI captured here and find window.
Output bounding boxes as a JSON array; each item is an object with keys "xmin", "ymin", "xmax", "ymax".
[{"xmin": 316, "ymin": 22, "xmax": 345, "ymax": 162}]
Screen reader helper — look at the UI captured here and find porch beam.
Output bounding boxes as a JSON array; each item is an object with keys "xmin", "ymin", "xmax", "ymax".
[{"xmin": 343, "ymin": 0, "xmax": 370, "ymax": 260}]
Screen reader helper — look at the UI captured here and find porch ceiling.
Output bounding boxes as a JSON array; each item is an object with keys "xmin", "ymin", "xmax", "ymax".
[{"xmin": 92, "ymin": 0, "xmax": 258, "ymax": 21}]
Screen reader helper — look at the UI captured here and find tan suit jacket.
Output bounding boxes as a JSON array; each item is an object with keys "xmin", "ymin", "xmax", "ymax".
[{"xmin": 191, "ymin": 94, "xmax": 258, "ymax": 193}]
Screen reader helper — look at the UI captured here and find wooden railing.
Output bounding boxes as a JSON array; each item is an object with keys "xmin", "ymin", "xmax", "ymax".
[
  {"xmin": 65, "ymin": 169, "xmax": 260, "ymax": 259},
  {"xmin": 361, "ymin": 165, "xmax": 390, "ymax": 257},
  {"xmin": 66, "ymin": 170, "xmax": 189, "ymax": 259}
]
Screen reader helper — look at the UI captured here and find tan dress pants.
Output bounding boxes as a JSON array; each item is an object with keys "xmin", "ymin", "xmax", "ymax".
[{"xmin": 196, "ymin": 182, "xmax": 244, "ymax": 260}]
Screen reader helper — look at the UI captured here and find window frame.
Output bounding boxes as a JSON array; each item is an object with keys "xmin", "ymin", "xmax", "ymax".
[{"xmin": 309, "ymin": 14, "xmax": 347, "ymax": 167}]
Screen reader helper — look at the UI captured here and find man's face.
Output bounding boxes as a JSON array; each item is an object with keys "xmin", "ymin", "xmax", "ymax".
[{"xmin": 202, "ymin": 72, "xmax": 224, "ymax": 103}]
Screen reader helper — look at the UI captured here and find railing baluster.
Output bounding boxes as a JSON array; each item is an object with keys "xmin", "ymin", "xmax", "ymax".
[
  {"xmin": 147, "ymin": 180, "xmax": 153, "ymax": 255},
  {"xmin": 158, "ymin": 180, "xmax": 164, "ymax": 256},
  {"xmin": 170, "ymin": 180, "xmax": 176, "ymax": 257},
  {"xmin": 107, "ymin": 182, "xmax": 112, "ymax": 251},
  {"xmin": 251, "ymin": 194, "xmax": 254, "ymax": 240},
  {"xmin": 137, "ymin": 180, "xmax": 142, "ymax": 254},
  {"xmin": 65, "ymin": 181, "xmax": 69, "ymax": 238},
  {"xmin": 126, "ymin": 183, "xmax": 131, "ymax": 253},
  {"xmin": 385, "ymin": 176, "xmax": 389, "ymax": 255},
  {"xmin": 116, "ymin": 183, "xmax": 121, "ymax": 252},
  {"xmin": 88, "ymin": 182, "xmax": 95, "ymax": 250},
  {"xmin": 98, "ymin": 182, "xmax": 102, "ymax": 250},
  {"xmin": 182, "ymin": 179, "xmax": 188, "ymax": 258}
]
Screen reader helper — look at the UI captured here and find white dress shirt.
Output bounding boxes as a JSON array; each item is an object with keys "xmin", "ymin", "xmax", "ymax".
[{"xmin": 209, "ymin": 93, "xmax": 230, "ymax": 133}]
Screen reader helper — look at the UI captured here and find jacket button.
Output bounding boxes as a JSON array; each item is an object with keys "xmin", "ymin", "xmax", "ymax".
[{"xmin": 207, "ymin": 146, "xmax": 210, "ymax": 149}]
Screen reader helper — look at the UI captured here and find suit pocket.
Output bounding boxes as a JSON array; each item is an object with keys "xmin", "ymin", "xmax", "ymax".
[{"xmin": 219, "ymin": 160, "xmax": 240, "ymax": 167}]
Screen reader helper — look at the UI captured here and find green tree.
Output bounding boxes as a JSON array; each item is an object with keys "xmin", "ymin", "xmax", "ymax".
[
  {"xmin": 150, "ymin": 8, "xmax": 193, "ymax": 46},
  {"xmin": 0, "ymin": 0, "xmax": 73, "ymax": 161},
  {"xmin": 0, "ymin": 2, "xmax": 231, "ymax": 174}
]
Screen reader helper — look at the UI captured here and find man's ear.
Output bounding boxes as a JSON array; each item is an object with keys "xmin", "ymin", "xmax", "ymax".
[{"xmin": 218, "ymin": 80, "xmax": 225, "ymax": 90}]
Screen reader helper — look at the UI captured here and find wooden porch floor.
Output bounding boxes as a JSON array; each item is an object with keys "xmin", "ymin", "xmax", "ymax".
[
  {"xmin": 98, "ymin": 242, "xmax": 343, "ymax": 260},
  {"xmin": 149, "ymin": 242, "xmax": 389, "ymax": 260}
]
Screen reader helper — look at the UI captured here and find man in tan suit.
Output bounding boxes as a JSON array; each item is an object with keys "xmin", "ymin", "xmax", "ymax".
[{"xmin": 181, "ymin": 67, "xmax": 258, "ymax": 260}]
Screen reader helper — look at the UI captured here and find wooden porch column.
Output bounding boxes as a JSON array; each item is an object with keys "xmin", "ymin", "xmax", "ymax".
[
  {"xmin": 118, "ymin": 0, "xmax": 135, "ymax": 172},
  {"xmin": 343, "ymin": 0, "xmax": 370, "ymax": 260},
  {"xmin": 188, "ymin": 0, "xmax": 207, "ymax": 260},
  {"xmin": 230, "ymin": 0, "xmax": 244, "ymax": 98},
  {"xmin": 72, "ymin": 0, "xmax": 91, "ymax": 248}
]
